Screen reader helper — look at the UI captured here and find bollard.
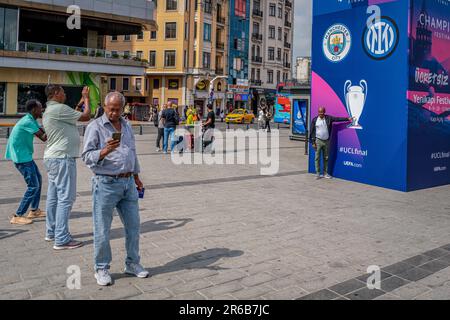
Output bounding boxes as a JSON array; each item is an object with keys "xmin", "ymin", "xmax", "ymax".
[
  {"xmin": 139, "ymin": 125, "xmax": 143, "ymax": 136},
  {"xmin": 246, "ymin": 123, "xmax": 249, "ymax": 130},
  {"xmin": 6, "ymin": 127, "xmax": 10, "ymax": 139}
]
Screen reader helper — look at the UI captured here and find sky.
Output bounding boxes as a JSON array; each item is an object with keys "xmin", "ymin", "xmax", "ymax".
[{"xmin": 293, "ymin": 0, "xmax": 312, "ymax": 58}]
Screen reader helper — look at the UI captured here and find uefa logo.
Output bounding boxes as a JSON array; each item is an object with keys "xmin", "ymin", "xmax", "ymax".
[
  {"xmin": 363, "ymin": 17, "xmax": 399, "ymax": 60},
  {"xmin": 323, "ymin": 24, "xmax": 352, "ymax": 63}
]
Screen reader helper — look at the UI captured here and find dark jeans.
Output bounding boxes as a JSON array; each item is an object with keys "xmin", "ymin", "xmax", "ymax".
[
  {"xmin": 156, "ymin": 128, "xmax": 164, "ymax": 149},
  {"xmin": 15, "ymin": 161, "xmax": 42, "ymax": 216},
  {"xmin": 265, "ymin": 120, "xmax": 271, "ymax": 132}
]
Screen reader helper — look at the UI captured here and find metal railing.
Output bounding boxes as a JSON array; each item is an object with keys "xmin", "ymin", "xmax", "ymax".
[
  {"xmin": 251, "ymin": 56, "xmax": 263, "ymax": 63},
  {"xmin": 252, "ymin": 33, "xmax": 263, "ymax": 42},
  {"xmin": 252, "ymin": 9, "xmax": 263, "ymax": 18},
  {"xmin": 17, "ymin": 41, "xmax": 148, "ymax": 63}
]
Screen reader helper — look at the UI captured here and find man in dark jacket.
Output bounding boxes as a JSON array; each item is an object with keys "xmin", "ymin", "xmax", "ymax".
[{"xmin": 309, "ymin": 107, "xmax": 353, "ymax": 179}]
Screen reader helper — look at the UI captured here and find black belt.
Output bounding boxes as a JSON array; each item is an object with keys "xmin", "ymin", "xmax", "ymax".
[{"xmin": 96, "ymin": 172, "xmax": 134, "ymax": 179}]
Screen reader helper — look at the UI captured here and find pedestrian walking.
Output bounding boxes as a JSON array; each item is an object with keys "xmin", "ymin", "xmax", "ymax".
[
  {"xmin": 5, "ymin": 100, "xmax": 48, "ymax": 225},
  {"xmin": 161, "ymin": 101, "xmax": 179, "ymax": 154},
  {"xmin": 155, "ymin": 104, "xmax": 166, "ymax": 152}
]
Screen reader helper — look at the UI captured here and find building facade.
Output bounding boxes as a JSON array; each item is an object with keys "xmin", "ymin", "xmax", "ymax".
[
  {"xmin": 249, "ymin": 0, "xmax": 294, "ymax": 114},
  {"xmin": 227, "ymin": 0, "xmax": 251, "ymax": 110},
  {"xmin": 0, "ymin": 0, "xmax": 155, "ymax": 116},
  {"xmin": 105, "ymin": 0, "xmax": 230, "ymax": 117},
  {"xmin": 295, "ymin": 57, "xmax": 311, "ymax": 83}
]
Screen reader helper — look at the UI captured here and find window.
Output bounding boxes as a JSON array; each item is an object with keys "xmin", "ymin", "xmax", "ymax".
[
  {"xmin": 277, "ymin": 48, "xmax": 282, "ymax": 60},
  {"xmin": 268, "ymin": 47, "xmax": 275, "ymax": 60},
  {"xmin": 0, "ymin": 83, "xmax": 5, "ymax": 114},
  {"xmin": 185, "ymin": 22, "xmax": 188, "ymax": 40},
  {"xmin": 278, "ymin": 5, "xmax": 283, "ymax": 18},
  {"xmin": 269, "ymin": 4, "xmax": 276, "ymax": 16},
  {"xmin": 253, "ymin": 22, "xmax": 260, "ymax": 34},
  {"xmin": 110, "ymin": 78, "xmax": 116, "ymax": 91},
  {"xmin": 166, "ymin": 0, "xmax": 177, "ymax": 10},
  {"xmin": 204, "ymin": 23, "xmax": 211, "ymax": 42},
  {"xmin": 150, "ymin": 30, "xmax": 157, "ymax": 40},
  {"xmin": 137, "ymin": 51, "xmax": 143, "ymax": 59},
  {"xmin": 145, "ymin": 78, "xmax": 149, "ymax": 91},
  {"xmin": 137, "ymin": 31, "xmax": 144, "ymax": 40},
  {"xmin": 165, "ymin": 22, "xmax": 177, "ymax": 39},
  {"xmin": 135, "ymin": 78, "xmax": 142, "ymax": 91},
  {"xmin": 278, "ymin": 27, "xmax": 282, "ymax": 40},
  {"xmin": 153, "ymin": 79, "xmax": 160, "ymax": 89},
  {"xmin": 184, "ymin": 50, "xmax": 187, "ymax": 68},
  {"xmin": 267, "ymin": 70, "xmax": 273, "ymax": 84},
  {"xmin": 111, "ymin": 35, "xmax": 118, "ymax": 41},
  {"xmin": 269, "ymin": 26, "xmax": 275, "ymax": 39},
  {"xmin": 168, "ymin": 79, "xmax": 179, "ymax": 90},
  {"xmin": 0, "ymin": 7, "xmax": 18, "ymax": 51},
  {"xmin": 194, "ymin": 22, "xmax": 197, "ymax": 39},
  {"xmin": 203, "ymin": 52, "xmax": 211, "ymax": 69},
  {"xmin": 277, "ymin": 71, "xmax": 280, "ymax": 84},
  {"xmin": 204, "ymin": 0, "xmax": 212, "ymax": 14},
  {"xmin": 256, "ymin": 69, "xmax": 260, "ymax": 81},
  {"xmin": 149, "ymin": 51, "xmax": 156, "ymax": 67},
  {"xmin": 123, "ymin": 78, "xmax": 129, "ymax": 91},
  {"xmin": 124, "ymin": 35, "xmax": 131, "ymax": 41},
  {"xmin": 251, "ymin": 68, "xmax": 255, "ymax": 80},
  {"xmin": 165, "ymin": 50, "xmax": 176, "ymax": 67}
]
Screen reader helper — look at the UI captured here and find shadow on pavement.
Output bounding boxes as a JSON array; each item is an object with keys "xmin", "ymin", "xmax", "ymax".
[
  {"xmin": 112, "ymin": 248, "xmax": 244, "ymax": 280},
  {"xmin": 0, "ymin": 229, "xmax": 28, "ymax": 240},
  {"xmin": 74, "ymin": 218, "xmax": 193, "ymax": 246}
]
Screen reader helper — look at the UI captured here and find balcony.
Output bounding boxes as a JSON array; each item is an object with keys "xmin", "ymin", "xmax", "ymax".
[
  {"xmin": 1, "ymin": 41, "xmax": 149, "ymax": 76},
  {"xmin": 285, "ymin": 21, "xmax": 292, "ymax": 28},
  {"xmin": 252, "ymin": 9, "xmax": 263, "ymax": 18},
  {"xmin": 284, "ymin": 62, "xmax": 291, "ymax": 69},
  {"xmin": 251, "ymin": 56, "xmax": 263, "ymax": 63},
  {"xmin": 204, "ymin": 4, "xmax": 213, "ymax": 14},
  {"xmin": 252, "ymin": 33, "xmax": 263, "ymax": 42},
  {"xmin": 216, "ymin": 42, "xmax": 225, "ymax": 51},
  {"xmin": 215, "ymin": 68, "xmax": 224, "ymax": 75},
  {"xmin": 217, "ymin": 16, "xmax": 226, "ymax": 25},
  {"xmin": 250, "ymin": 79, "xmax": 262, "ymax": 86},
  {"xmin": 284, "ymin": 42, "xmax": 292, "ymax": 49},
  {"xmin": 285, "ymin": 0, "xmax": 292, "ymax": 9}
]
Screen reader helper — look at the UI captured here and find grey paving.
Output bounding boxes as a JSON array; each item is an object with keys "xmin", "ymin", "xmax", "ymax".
[{"xmin": 0, "ymin": 126, "xmax": 450, "ymax": 300}]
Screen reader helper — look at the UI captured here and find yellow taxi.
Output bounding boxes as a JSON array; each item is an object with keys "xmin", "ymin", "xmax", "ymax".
[{"xmin": 225, "ymin": 109, "xmax": 255, "ymax": 124}]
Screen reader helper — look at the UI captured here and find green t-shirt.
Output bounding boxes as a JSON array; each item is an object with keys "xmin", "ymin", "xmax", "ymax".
[
  {"xmin": 4, "ymin": 113, "xmax": 40, "ymax": 164},
  {"xmin": 43, "ymin": 101, "xmax": 82, "ymax": 159}
]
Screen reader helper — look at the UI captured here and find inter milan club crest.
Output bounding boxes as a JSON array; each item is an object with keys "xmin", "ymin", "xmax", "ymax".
[{"xmin": 323, "ymin": 24, "xmax": 352, "ymax": 63}]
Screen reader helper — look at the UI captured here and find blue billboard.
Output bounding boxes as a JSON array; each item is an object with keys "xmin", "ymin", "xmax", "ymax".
[
  {"xmin": 310, "ymin": 0, "xmax": 450, "ymax": 191},
  {"xmin": 292, "ymin": 100, "xmax": 307, "ymax": 135}
]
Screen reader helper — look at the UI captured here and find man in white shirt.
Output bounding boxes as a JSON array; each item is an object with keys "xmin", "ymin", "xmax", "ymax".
[{"xmin": 309, "ymin": 107, "xmax": 353, "ymax": 179}]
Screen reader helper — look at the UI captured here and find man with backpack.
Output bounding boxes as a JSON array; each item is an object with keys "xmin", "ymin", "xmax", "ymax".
[{"xmin": 161, "ymin": 101, "xmax": 179, "ymax": 154}]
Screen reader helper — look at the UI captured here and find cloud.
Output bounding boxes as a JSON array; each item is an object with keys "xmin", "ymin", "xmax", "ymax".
[{"xmin": 293, "ymin": 0, "xmax": 312, "ymax": 58}]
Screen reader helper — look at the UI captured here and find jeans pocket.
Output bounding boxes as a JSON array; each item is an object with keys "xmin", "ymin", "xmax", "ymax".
[
  {"xmin": 44, "ymin": 160, "xmax": 59, "ymax": 180},
  {"xmin": 99, "ymin": 176, "xmax": 116, "ymax": 184}
]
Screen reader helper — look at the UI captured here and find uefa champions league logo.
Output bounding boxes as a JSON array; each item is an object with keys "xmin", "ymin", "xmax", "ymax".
[
  {"xmin": 345, "ymin": 80, "xmax": 368, "ymax": 130},
  {"xmin": 323, "ymin": 24, "xmax": 352, "ymax": 63},
  {"xmin": 363, "ymin": 17, "xmax": 399, "ymax": 60}
]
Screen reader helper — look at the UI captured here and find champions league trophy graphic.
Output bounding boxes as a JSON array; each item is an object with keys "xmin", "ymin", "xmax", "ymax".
[{"xmin": 344, "ymin": 80, "xmax": 368, "ymax": 129}]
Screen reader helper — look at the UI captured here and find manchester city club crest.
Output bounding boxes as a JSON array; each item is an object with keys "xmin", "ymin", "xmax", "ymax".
[{"xmin": 323, "ymin": 24, "xmax": 352, "ymax": 63}]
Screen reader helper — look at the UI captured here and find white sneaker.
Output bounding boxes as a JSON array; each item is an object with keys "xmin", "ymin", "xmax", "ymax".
[
  {"xmin": 124, "ymin": 263, "xmax": 149, "ymax": 278},
  {"xmin": 324, "ymin": 174, "xmax": 333, "ymax": 179},
  {"xmin": 95, "ymin": 269, "xmax": 113, "ymax": 286}
]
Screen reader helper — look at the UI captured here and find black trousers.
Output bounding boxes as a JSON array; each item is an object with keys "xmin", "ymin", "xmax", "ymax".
[
  {"xmin": 156, "ymin": 128, "xmax": 164, "ymax": 148},
  {"xmin": 265, "ymin": 120, "xmax": 271, "ymax": 132}
]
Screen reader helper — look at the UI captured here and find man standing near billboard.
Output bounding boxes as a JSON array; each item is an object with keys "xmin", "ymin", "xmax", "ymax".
[{"xmin": 309, "ymin": 107, "xmax": 353, "ymax": 179}]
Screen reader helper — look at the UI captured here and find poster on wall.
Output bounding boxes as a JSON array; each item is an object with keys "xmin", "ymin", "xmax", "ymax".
[
  {"xmin": 274, "ymin": 95, "xmax": 291, "ymax": 124},
  {"xmin": 407, "ymin": 0, "xmax": 450, "ymax": 189},
  {"xmin": 292, "ymin": 100, "xmax": 307, "ymax": 135}
]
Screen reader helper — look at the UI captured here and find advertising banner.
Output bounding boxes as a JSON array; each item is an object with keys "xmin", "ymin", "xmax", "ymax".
[
  {"xmin": 310, "ymin": 0, "xmax": 410, "ymax": 191},
  {"xmin": 274, "ymin": 95, "xmax": 291, "ymax": 124},
  {"xmin": 292, "ymin": 99, "xmax": 307, "ymax": 135},
  {"xmin": 407, "ymin": 0, "xmax": 450, "ymax": 190}
]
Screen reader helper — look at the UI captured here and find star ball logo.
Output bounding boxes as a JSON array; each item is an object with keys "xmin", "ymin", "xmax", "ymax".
[
  {"xmin": 323, "ymin": 24, "xmax": 352, "ymax": 63},
  {"xmin": 363, "ymin": 16, "xmax": 399, "ymax": 60}
]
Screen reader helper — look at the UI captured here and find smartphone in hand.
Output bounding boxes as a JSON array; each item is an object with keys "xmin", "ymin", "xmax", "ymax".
[{"xmin": 112, "ymin": 132, "xmax": 122, "ymax": 143}]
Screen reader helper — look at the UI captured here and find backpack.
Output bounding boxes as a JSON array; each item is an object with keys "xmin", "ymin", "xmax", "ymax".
[{"xmin": 153, "ymin": 112, "xmax": 159, "ymax": 127}]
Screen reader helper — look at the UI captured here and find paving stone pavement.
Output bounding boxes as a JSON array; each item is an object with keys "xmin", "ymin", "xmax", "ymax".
[{"xmin": 0, "ymin": 124, "xmax": 449, "ymax": 300}]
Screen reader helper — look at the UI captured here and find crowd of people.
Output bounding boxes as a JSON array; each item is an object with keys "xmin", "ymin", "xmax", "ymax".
[{"xmin": 3, "ymin": 85, "xmax": 282, "ymax": 286}]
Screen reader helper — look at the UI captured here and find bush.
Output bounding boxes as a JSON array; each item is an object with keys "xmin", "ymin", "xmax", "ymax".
[
  {"xmin": 123, "ymin": 54, "xmax": 130, "ymax": 59},
  {"xmin": 40, "ymin": 47, "xmax": 47, "ymax": 53},
  {"xmin": 95, "ymin": 51, "xmax": 103, "ymax": 57},
  {"xmin": 27, "ymin": 45, "xmax": 35, "ymax": 51},
  {"xmin": 81, "ymin": 50, "xmax": 88, "ymax": 56},
  {"xmin": 68, "ymin": 48, "xmax": 76, "ymax": 55},
  {"xmin": 112, "ymin": 53, "xmax": 119, "ymax": 59},
  {"xmin": 54, "ymin": 48, "xmax": 62, "ymax": 54}
]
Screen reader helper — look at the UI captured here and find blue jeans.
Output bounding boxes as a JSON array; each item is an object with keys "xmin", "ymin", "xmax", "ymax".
[
  {"xmin": 163, "ymin": 127, "xmax": 176, "ymax": 153},
  {"xmin": 44, "ymin": 158, "xmax": 77, "ymax": 246},
  {"xmin": 15, "ymin": 161, "xmax": 42, "ymax": 216},
  {"xmin": 92, "ymin": 175, "xmax": 141, "ymax": 271}
]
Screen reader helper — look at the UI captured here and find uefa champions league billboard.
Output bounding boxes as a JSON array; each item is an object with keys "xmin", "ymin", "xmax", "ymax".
[{"xmin": 310, "ymin": 0, "xmax": 450, "ymax": 191}]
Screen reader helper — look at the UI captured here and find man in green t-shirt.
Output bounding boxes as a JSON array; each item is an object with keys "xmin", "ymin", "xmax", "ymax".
[{"xmin": 5, "ymin": 100, "xmax": 48, "ymax": 225}]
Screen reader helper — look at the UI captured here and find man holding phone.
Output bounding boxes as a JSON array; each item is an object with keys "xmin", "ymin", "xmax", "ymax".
[{"xmin": 82, "ymin": 91, "xmax": 148, "ymax": 286}]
